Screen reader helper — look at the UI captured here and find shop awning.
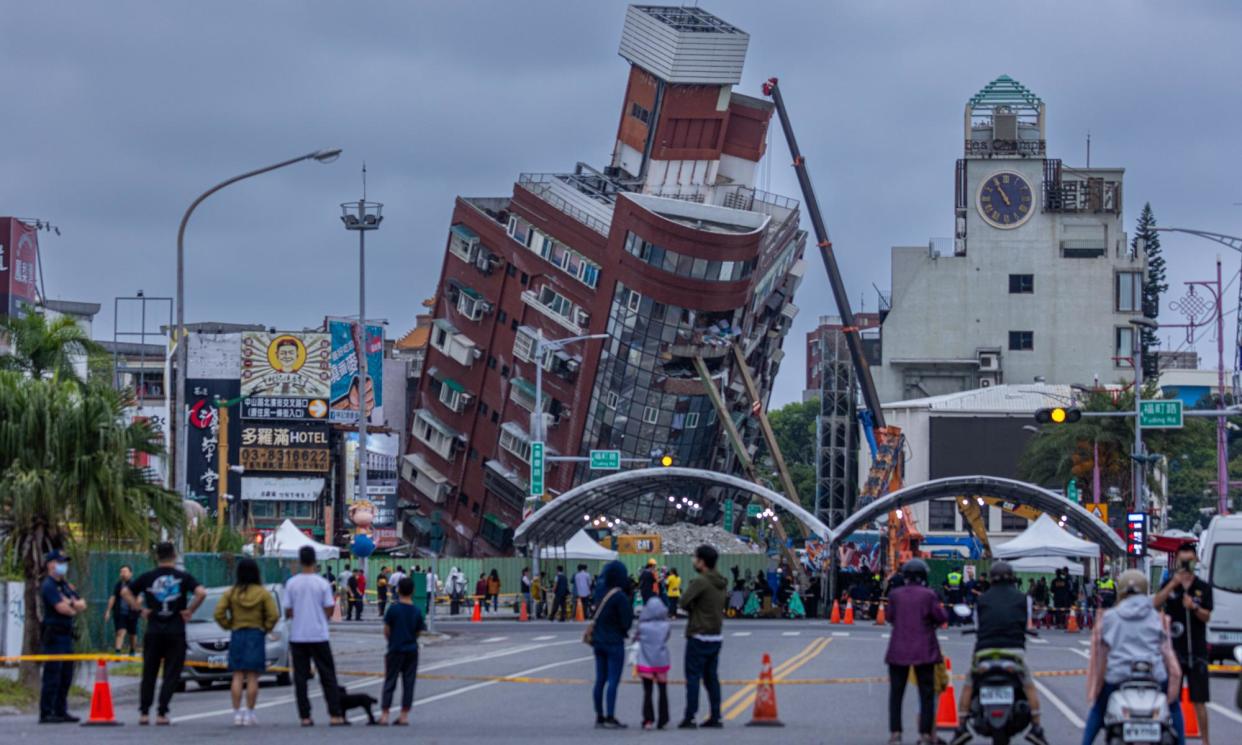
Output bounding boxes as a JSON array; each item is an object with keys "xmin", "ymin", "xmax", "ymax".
[{"xmin": 458, "ymin": 285, "xmax": 482, "ymax": 300}]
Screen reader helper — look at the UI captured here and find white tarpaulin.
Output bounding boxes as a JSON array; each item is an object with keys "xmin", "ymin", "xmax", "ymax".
[
  {"xmin": 538, "ymin": 529, "xmax": 618, "ymax": 560},
  {"xmin": 994, "ymin": 514, "xmax": 1100, "ymax": 559},
  {"xmin": 1009, "ymin": 556, "xmax": 1084, "ymax": 576},
  {"xmin": 264, "ymin": 519, "xmax": 340, "ymax": 559}
]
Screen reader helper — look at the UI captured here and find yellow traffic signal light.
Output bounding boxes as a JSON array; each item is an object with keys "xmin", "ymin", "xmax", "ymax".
[
  {"xmin": 660, "ymin": 454, "xmax": 674, "ymax": 467},
  {"xmin": 1034, "ymin": 407, "xmax": 1082, "ymax": 425}
]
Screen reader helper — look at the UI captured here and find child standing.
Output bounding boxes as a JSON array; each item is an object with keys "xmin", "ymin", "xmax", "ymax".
[
  {"xmin": 634, "ymin": 596, "xmax": 671, "ymax": 730},
  {"xmin": 379, "ymin": 577, "xmax": 425, "ymax": 726}
]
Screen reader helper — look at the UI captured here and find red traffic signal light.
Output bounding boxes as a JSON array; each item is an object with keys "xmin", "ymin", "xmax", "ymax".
[{"xmin": 1034, "ymin": 407, "xmax": 1082, "ymax": 424}]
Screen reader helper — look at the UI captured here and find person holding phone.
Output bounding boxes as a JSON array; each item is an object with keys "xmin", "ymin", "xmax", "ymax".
[{"xmin": 1153, "ymin": 542, "xmax": 1214, "ymax": 745}]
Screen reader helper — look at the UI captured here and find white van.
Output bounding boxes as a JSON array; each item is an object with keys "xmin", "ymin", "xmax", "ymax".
[{"xmin": 1195, "ymin": 514, "xmax": 1242, "ymax": 662}]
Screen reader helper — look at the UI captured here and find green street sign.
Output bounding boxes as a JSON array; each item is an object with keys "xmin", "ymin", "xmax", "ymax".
[
  {"xmin": 723, "ymin": 500, "xmax": 735, "ymax": 533},
  {"xmin": 1139, "ymin": 400, "xmax": 1183, "ymax": 429},
  {"xmin": 1066, "ymin": 479, "xmax": 1080, "ymax": 504},
  {"xmin": 746, "ymin": 503, "xmax": 762, "ymax": 518},
  {"xmin": 589, "ymin": 449, "xmax": 621, "ymax": 471},
  {"xmin": 529, "ymin": 441, "xmax": 545, "ymax": 497}
]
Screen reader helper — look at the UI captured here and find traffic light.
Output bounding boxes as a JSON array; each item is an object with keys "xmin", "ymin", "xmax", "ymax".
[
  {"xmin": 650, "ymin": 448, "xmax": 674, "ymax": 467},
  {"xmin": 1034, "ymin": 407, "xmax": 1082, "ymax": 425}
]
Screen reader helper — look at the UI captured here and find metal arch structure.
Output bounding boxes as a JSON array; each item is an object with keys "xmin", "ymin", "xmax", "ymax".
[
  {"xmin": 513, "ymin": 467, "xmax": 832, "ymax": 548},
  {"xmin": 829, "ymin": 475, "xmax": 1127, "ymax": 558}
]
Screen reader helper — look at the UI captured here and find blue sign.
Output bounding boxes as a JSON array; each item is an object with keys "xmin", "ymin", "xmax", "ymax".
[{"xmin": 329, "ymin": 320, "xmax": 384, "ymax": 423}]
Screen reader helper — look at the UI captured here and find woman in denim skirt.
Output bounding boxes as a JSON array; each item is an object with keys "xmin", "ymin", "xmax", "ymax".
[{"xmin": 215, "ymin": 558, "xmax": 278, "ymax": 726}]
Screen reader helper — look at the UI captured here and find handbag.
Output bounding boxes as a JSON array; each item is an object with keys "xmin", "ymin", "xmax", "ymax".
[
  {"xmin": 933, "ymin": 659, "xmax": 950, "ymax": 694},
  {"xmin": 582, "ymin": 588, "xmax": 620, "ymax": 646}
]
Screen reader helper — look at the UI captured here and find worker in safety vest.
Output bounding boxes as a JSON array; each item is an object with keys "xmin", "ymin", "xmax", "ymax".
[
  {"xmin": 1095, "ymin": 570, "xmax": 1117, "ymax": 609},
  {"xmin": 943, "ymin": 568, "xmax": 964, "ymax": 624}
]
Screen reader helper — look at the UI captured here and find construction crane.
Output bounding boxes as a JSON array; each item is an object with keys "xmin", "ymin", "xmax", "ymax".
[{"xmin": 762, "ymin": 77, "xmax": 922, "ymax": 571}]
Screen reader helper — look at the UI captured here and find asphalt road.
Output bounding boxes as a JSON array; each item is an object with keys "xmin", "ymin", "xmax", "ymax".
[{"xmin": 7, "ymin": 614, "xmax": 1242, "ymax": 744}]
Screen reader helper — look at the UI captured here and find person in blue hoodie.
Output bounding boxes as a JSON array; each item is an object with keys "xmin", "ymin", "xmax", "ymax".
[{"xmin": 590, "ymin": 561, "xmax": 633, "ymax": 729}]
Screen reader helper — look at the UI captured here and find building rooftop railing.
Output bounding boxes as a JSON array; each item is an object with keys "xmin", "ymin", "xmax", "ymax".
[{"xmin": 517, "ymin": 173, "xmax": 612, "ymax": 236}]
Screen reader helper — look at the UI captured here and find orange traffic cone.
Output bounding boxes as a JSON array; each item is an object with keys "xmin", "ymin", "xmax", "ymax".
[
  {"xmin": 471, "ymin": 598, "xmax": 482, "ymax": 623},
  {"xmin": 331, "ymin": 599, "xmax": 342, "ymax": 623},
  {"xmin": 843, "ymin": 600, "xmax": 855, "ymax": 625},
  {"xmin": 82, "ymin": 659, "xmax": 121, "ymax": 726},
  {"xmin": 519, "ymin": 599, "xmax": 529, "ymax": 622},
  {"xmin": 874, "ymin": 602, "xmax": 886, "ymax": 626},
  {"xmin": 574, "ymin": 598, "xmax": 586, "ymax": 622},
  {"xmin": 1180, "ymin": 685, "xmax": 1201, "ymax": 738},
  {"xmin": 1066, "ymin": 607, "xmax": 1080, "ymax": 633},
  {"xmin": 829, "ymin": 600, "xmax": 841, "ymax": 624},
  {"xmin": 935, "ymin": 656, "xmax": 959, "ymax": 729},
  {"xmin": 746, "ymin": 653, "xmax": 785, "ymax": 727}
]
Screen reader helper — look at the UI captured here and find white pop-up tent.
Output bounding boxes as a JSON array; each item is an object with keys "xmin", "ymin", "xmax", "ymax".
[
  {"xmin": 538, "ymin": 529, "xmax": 618, "ymax": 561},
  {"xmin": 994, "ymin": 514, "xmax": 1100, "ymax": 560},
  {"xmin": 264, "ymin": 519, "xmax": 340, "ymax": 559},
  {"xmin": 1009, "ymin": 556, "xmax": 1084, "ymax": 576}
]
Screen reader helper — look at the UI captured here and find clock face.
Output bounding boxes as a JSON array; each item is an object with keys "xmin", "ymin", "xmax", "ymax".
[{"xmin": 977, "ymin": 171, "xmax": 1034, "ymax": 229}]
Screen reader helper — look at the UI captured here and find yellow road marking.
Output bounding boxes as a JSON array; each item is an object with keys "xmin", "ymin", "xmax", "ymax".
[
  {"xmin": 723, "ymin": 636, "xmax": 833, "ymax": 720},
  {"xmin": 717, "ymin": 636, "xmax": 827, "ymax": 712}
]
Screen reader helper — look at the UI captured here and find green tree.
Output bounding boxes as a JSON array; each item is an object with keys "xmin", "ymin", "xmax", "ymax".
[
  {"xmin": 1134, "ymin": 204, "xmax": 1166, "ymax": 377},
  {"xmin": 765, "ymin": 398, "xmax": 820, "ymax": 510},
  {"xmin": 0, "ymin": 373, "xmax": 182, "ymax": 685},
  {"xmin": 0, "ymin": 307, "xmax": 104, "ymax": 380}
]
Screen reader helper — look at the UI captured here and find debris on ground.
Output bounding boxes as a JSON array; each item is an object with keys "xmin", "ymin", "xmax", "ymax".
[{"xmin": 614, "ymin": 521, "xmax": 761, "ymax": 554}]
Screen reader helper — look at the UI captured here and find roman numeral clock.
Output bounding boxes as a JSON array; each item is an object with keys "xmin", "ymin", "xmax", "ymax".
[{"xmin": 977, "ymin": 171, "xmax": 1034, "ymax": 229}]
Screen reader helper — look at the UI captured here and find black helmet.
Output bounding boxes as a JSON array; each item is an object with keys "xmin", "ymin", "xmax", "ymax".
[
  {"xmin": 901, "ymin": 558, "xmax": 929, "ymax": 585},
  {"xmin": 989, "ymin": 561, "xmax": 1016, "ymax": 584}
]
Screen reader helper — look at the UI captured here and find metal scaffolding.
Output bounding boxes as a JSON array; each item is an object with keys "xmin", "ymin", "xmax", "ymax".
[{"xmin": 813, "ymin": 324, "xmax": 860, "ymax": 529}]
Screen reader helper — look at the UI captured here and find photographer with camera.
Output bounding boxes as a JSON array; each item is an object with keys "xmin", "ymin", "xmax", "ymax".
[{"xmin": 1153, "ymin": 542, "xmax": 1214, "ymax": 745}]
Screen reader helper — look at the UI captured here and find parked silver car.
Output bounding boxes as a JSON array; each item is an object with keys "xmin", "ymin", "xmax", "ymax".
[{"xmin": 181, "ymin": 584, "xmax": 291, "ymax": 689}]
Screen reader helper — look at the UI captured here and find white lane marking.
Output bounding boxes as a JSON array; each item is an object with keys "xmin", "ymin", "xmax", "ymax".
[
  {"xmin": 532, "ymin": 635, "xmax": 556, "ymax": 641},
  {"xmin": 173, "ymin": 639, "xmax": 579, "ymax": 722},
  {"xmin": 378, "ymin": 654, "xmax": 595, "ymax": 717},
  {"xmin": 482, "ymin": 636, "xmax": 508, "ymax": 643},
  {"xmin": 831, "ymin": 632, "xmax": 850, "ymax": 637},
  {"xmin": 782, "ymin": 631, "xmax": 801, "ymax": 637},
  {"xmin": 1033, "ymin": 678, "xmax": 1085, "ymax": 728},
  {"xmin": 1078, "ymin": 640, "xmax": 1091, "ymax": 646},
  {"xmin": 882, "ymin": 633, "xmax": 891, "ymax": 638},
  {"xmin": 1029, "ymin": 637, "xmax": 1048, "ymax": 644},
  {"xmin": 1208, "ymin": 702, "xmax": 1242, "ymax": 724},
  {"xmin": 732, "ymin": 631, "xmax": 752, "ymax": 637},
  {"xmin": 938, "ymin": 635, "xmax": 949, "ymax": 641},
  {"xmin": 1069, "ymin": 648, "xmax": 1090, "ymax": 660}
]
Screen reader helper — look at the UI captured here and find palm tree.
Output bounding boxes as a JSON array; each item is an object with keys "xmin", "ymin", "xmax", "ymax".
[
  {"xmin": 0, "ymin": 307, "xmax": 104, "ymax": 380},
  {"xmin": 0, "ymin": 372, "xmax": 183, "ymax": 685}
]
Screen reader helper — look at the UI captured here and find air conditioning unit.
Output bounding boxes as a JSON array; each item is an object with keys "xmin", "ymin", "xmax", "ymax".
[
  {"xmin": 978, "ymin": 373, "xmax": 999, "ymax": 388},
  {"xmin": 575, "ymin": 308, "xmax": 591, "ymax": 326},
  {"xmin": 459, "ymin": 392, "xmax": 474, "ymax": 406},
  {"xmin": 479, "ymin": 301, "xmax": 493, "ymax": 315},
  {"xmin": 978, "ymin": 353, "xmax": 1000, "ymax": 371},
  {"xmin": 565, "ymin": 358, "xmax": 581, "ymax": 372},
  {"xmin": 470, "ymin": 347, "xmax": 483, "ymax": 360}
]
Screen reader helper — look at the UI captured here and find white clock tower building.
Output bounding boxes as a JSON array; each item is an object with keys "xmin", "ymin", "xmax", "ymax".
[{"xmin": 873, "ymin": 75, "xmax": 1145, "ymax": 402}]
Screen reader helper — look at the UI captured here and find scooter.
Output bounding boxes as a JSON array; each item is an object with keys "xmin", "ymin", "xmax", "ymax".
[
  {"xmin": 953, "ymin": 604, "xmax": 1034, "ymax": 745},
  {"xmin": 1101, "ymin": 661, "xmax": 1177, "ymax": 745}
]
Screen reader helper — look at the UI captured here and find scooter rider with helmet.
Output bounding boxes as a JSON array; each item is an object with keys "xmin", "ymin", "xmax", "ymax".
[{"xmin": 950, "ymin": 561, "xmax": 1048, "ymax": 745}]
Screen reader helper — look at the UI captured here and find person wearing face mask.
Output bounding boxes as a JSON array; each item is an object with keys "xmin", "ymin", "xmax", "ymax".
[{"xmin": 39, "ymin": 549, "xmax": 86, "ymax": 724}]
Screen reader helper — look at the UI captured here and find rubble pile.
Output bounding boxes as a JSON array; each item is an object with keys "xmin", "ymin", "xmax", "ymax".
[{"xmin": 616, "ymin": 521, "xmax": 761, "ymax": 555}]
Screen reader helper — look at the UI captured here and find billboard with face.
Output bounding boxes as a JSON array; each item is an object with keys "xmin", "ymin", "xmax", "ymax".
[{"xmin": 240, "ymin": 331, "xmax": 331, "ymax": 398}]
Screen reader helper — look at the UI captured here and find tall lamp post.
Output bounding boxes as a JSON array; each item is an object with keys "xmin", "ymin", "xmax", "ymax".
[
  {"xmin": 172, "ymin": 148, "xmax": 342, "ymax": 498},
  {"xmin": 1130, "ymin": 316, "xmax": 1158, "ymax": 574},
  {"xmin": 340, "ymin": 196, "xmax": 383, "ymax": 560}
]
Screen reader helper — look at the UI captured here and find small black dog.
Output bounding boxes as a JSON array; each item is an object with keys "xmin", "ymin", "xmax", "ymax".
[{"xmin": 337, "ymin": 685, "xmax": 377, "ymax": 724}]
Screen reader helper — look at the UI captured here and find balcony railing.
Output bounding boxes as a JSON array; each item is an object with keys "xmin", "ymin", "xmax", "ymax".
[
  {"xmin": 520, "ymin": 290, "xmax": 584, "ymax": 335},
  {"xmin": 517, "ymin": 174, "xmax": 611, "ymax": 236}
]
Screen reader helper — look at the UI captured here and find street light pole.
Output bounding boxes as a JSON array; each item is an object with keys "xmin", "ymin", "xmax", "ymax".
[
  {"xmin": 172, "ymin": 148, "xmax": 341, "ymax": 498},
  {"xmin": 1131, "ymin": 316, "xmax": 1158, "ymax": 574}
]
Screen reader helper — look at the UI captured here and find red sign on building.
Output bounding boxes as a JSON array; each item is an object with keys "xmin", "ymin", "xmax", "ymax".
[{"xmin": 0, "ymin": 218, "xmax": 40, "ymax": 317}]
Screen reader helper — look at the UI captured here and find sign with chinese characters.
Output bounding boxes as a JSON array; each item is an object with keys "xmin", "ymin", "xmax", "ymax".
[
  {"xmin": 529, "ymin": 441, "xmax": 545, "ymax": 496},
  {"xmin": 241, "ymin": 395, "xmax": 328, "ymax": 421},
  {"xmin": 328, "ymin": 319, "xmax": 384, "ymax": 424},
  {"xmin": 1139, "ymin": 399, "xmax": 1183, "ymax": 429},
  {"xmin": 127, "ymin": 404, "xmax": 169, "ymax": 484},
  {"xmin": 0, "ymin": 218, "xmax": 40, "ymax": 317},
  {"xmin": 184, "ymin": 379, "xmax": 240, "ymax": 506},
  {"xmin": 241, "ymin": 476, "xmax": 324, "ymax": 502},
  {"xmin": 240, "ymin": 331, "xmax": 331, "ymax": 398},
  {"xmin": 344, "ymin": 432, "xmax": 399, "ymax": 528},
  {"xmin": 239, "ymin": 422, "xmax": 330, "ymax": 473},
  {"xmin": 1125, "ymin": 511, "xmax": 1148, "ymax": 557},
  {"xmin": 590, "ymin": 449, "xmax": 621, "ymax": 470}
]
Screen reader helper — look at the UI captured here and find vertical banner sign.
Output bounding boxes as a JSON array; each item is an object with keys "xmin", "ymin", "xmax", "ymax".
[
  {"xmin": 184, "ymin": 379, "xmax": 241, "ymax": 507},
  {"xmin": 1125, "ymin": 512, "xmax": 1148, "ymax": 557},
  {"xmin": 723, "ymin": 499, "xmax": 735, "ymax": 533},
  {"xmin": 329, "ymin": 320, "xmax": 384, "ymax": 424},
  {"xmin": 529, "ymin": 441, "xmax": 545, "ymax": 497},
  {"xmin": 0, "ymin": 218, "xmax": 40, "ymax": 317}
]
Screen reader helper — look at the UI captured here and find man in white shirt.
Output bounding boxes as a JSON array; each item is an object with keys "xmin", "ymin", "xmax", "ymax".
[
  {"xmin": 285, "ymin": 546, "xmax": 345, "ymax": 726},
  {"xmin": 425, "ymin": 567, "xmax": 439, "ymax": 614}
]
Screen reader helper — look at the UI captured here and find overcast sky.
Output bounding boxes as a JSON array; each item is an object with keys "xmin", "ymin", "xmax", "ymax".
[{"xmin": 4, "ymin": 0, "xmax": 1241, "ymax": 406}]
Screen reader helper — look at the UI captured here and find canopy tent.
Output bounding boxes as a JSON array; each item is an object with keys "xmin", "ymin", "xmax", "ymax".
[
  {"xmin": 264, "ymin": 519, "xmax": 340, "ymax": 559},
  {"xmin": 538, "ymin": 529, "xmax": 618, "ymax": 561},
  {"xmin": 993, "ymin": 514, "xmax": 1100, "ymax": 560},
  {"xmin": 1009, "ymin": 556, "xmax": 1084, "ymax": 576}
]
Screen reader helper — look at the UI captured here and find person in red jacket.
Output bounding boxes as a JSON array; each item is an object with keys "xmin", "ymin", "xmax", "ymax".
[{"xmin": 883, "ymin": 559, "xmax": 948, "ymax": 745}]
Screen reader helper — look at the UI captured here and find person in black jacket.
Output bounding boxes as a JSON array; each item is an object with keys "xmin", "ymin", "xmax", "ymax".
[
  {"xmin": 591, "ymin": 561, "xmax": 633, "ymax": 729},
  {"xmin": 551, "ymin": 566, "xmax": 570, "ymax": 622},
  {"xmin": 950, "ymin": 561, "xmax": 1047, "ymax": 745}
]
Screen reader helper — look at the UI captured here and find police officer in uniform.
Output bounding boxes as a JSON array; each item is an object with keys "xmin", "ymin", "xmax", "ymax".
[
  {"xmin": 1094, "ymin": 569, "xmax": 1116, "ymax": 610},
  {"xmin": 39, "ymin": 549, "xmax": 85, "ymax": 724},
  {"xmin": 943, "ymin": 567, "xmax": 964, "ymax": 625}
]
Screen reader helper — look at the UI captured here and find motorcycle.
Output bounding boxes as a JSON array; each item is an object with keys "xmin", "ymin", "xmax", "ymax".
[
  {"xmin": 953, "ymin": 604, "xmax": 1034, "ymax": 745},
  {"xmin": 1101, "ymin": 661, "xmax": 1176, "ymax": 745}
]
